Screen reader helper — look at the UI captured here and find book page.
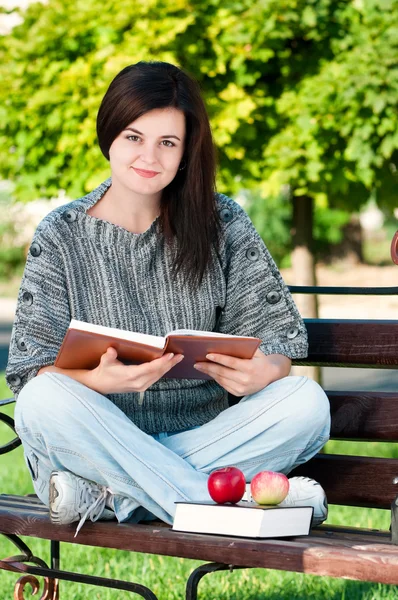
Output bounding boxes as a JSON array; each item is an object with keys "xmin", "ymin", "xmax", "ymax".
[
  {"xmin": 167, "ymin": 328, "xmax": 258, "ymax": 340},
  {"xmin": 69, "ymin": 320, "xmax": 166, "ymax": 348}
]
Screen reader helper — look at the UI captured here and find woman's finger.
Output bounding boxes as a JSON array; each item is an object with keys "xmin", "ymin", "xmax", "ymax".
[
  {"xmin": 194, "ymin": 361, "xmax": 246, "ymax": 385},
  {"xmin": 206, "ymin": 372, "xmax": 244, "ymax": 396},
  {"xmin": 129, "ymin": 353, "xmax": 183, "ymax": 379},
  {"xmin": 205, "ymin": 353, "xmax": 247, "ymax": 370},
  {"xmin": 100, "ymin": 346, "xmax": 119, "ymax": 365}
]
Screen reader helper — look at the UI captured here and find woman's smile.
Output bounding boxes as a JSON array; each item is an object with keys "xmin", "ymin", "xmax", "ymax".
[{"xmin": 132, "ymin": 167, "xmax": 160, "ymax": 178}]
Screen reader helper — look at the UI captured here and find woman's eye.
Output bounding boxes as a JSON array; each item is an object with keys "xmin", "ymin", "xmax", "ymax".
[{"xmin": 125, "ymin": 136, "xmax": 175, "ymax": 147}]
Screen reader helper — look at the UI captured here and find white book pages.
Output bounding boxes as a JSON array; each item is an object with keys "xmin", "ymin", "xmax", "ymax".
[
  {"xmin": 69, "ymin": 319, "xmax": 166, "ymax": 348},
  {"xmin": 173, "ymin": 502, "xmax": 313, "ymax": 538},
  {"xmin": 167, "ymin": 329, "xmax": 258, "ymax": 339}
]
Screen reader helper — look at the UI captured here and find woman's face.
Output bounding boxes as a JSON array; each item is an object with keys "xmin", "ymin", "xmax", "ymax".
[{"xmin": 109, "ymin": 107, "xmax": 186, "ymax": 197}]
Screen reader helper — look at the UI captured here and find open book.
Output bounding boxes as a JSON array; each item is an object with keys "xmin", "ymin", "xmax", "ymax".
[
  {"xmin": 55, "ymin": 319, "xmax": 261, "ymax": 379},
  {"xmin": 172, "ymin": 501, "xmax": 313, "ymax": 538}
]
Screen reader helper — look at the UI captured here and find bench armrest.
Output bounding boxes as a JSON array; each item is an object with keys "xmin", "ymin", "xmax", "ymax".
[
  {"xmin": 391, "ymin": 230, "xmax": 398, "ymax": 265},
  {"xmin": 0, "ymin": 397, "xmax": 16, "ymax": 407}
]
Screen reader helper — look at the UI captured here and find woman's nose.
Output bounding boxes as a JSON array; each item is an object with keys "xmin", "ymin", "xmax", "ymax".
[{"xmin": 140, "ymin": 145, "xmax": 157, "ymax": 164}]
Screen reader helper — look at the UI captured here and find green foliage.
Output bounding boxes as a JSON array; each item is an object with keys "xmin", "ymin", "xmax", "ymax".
[
  {"xmin": 0, "ymin": 0, "xmax": 397, "ymax": 214},
  {"xmin": 0, "ymin": 222, "xmax": 25, "ymax": 278},
  {"xmin": 0, "ymin": 188, "xmax": 26, "ymax": 279},
  {"xmin": 247, "ymin": 190, "xmax": 351, "ymax": 266},
  {"xmin": 314, "ymin": 209, "xmax": 351, "ymax": 247},
  {"xmin": 245, "ymin": 191, "xmax": 292, "ymax": 266}
]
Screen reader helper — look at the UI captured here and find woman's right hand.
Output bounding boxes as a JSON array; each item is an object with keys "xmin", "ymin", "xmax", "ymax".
[{"xmin": 86, "ymin": 347, "xmax": 184, "ymax": 395}]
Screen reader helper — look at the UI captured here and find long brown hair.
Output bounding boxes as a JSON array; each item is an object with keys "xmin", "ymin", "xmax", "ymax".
[{"xmin": 97, "ymin": 61, "xmax": 221, "ymax": 289}]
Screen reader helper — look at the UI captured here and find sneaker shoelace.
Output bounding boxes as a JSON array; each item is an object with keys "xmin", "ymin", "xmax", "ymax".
[{"xmin": 74, "ymin": 480, "xmax": 113, "ymax": 537}]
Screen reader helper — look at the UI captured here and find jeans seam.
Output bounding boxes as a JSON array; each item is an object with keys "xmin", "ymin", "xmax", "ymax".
[
  {"xmin": 304, "ymin": 432, "xmax": 330, "ymax": 447},
  {"xmin": 180, "ymin": 376, "xmax": 309, "ymax": 459},
  {"xmin": 16, "ymin": 427, "xmax": 44, "ymax": 440},
  {"xmin": 220, "ymin": 436, "xmax": 329, "ymax": 473},
  {"xmin": 46, "ymin": 373, "xmax": 190, "ymax": 500},
  {"xmin": 49, "ymin": 445, "xmax": 141, "ymax": 488},
  {"xmin": 214, "ymin": 448, "xmax": 307, "ymax": 472}
]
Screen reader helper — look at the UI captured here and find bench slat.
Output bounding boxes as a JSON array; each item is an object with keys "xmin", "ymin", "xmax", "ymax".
[
  {"xmin": 292, "ymin": 454, "xmax": 398, "ymax": 509},
  {"xmin": 295, "ymin": 320, "xmax": 398, "ymax": 367},
  {"xmin": 328, "ymin": 391, "xmax": 398, "ymax": 441},
  {"xmin": 0, "ymin": 496, "xmax": 397, "ymax": 584}
]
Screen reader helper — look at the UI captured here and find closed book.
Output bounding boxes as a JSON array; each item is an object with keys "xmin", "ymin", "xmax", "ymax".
[
  {"xmin": 54, "ymin": 319, "xmax": 261, "ymax": 379},
  {"xmin": 172, "ymin": 501, "xmax": 313, "ymax": 538}
]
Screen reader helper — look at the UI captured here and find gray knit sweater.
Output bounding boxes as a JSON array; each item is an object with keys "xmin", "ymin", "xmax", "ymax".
[{"xmin": 6, "ymin": 178, "xmax": 308, "ymax": 434}]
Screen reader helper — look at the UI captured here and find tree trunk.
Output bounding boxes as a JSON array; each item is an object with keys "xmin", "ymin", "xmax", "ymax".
[{"xmin": 290, "ymin": 195, "xmax": 321, "ymax": 384}]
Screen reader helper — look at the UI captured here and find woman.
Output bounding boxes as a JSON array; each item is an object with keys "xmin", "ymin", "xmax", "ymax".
[{"xmin": 6, "ymin": 61, "xmax": 330, "ymax": 535}]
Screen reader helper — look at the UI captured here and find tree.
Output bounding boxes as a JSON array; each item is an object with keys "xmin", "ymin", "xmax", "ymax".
[{"xmin": 1, "ymin": 0, "xmax": 397, "ymax": 268}]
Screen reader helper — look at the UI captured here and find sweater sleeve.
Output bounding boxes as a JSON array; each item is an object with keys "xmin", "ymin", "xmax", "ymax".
[
  {"xmin": 216, "ymin": 198, "xmax": 308, "ymax": 359},
  {"xmin": 5, "ymin": 220, "xmax": 71, "ymax": 398}
]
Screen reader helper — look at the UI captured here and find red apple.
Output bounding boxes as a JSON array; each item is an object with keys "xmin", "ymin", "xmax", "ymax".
[
  {"xmin": 250, "ymin": 470, "xmax": 289, "ymax": 505},
  {"xmin": 207, "ymin": 467, "xmax": 246, "ymax": 504}
]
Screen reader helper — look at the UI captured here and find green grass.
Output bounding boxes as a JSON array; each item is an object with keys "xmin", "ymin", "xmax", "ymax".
[{"xmin": 0, "ymin": 375, "xmax": 396, "ymax": 599}]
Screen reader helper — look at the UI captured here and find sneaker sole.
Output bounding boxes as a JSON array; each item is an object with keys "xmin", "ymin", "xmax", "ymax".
[{"xmin": 49, "ymin": 475, "xmax": 62, "ymax": 524}]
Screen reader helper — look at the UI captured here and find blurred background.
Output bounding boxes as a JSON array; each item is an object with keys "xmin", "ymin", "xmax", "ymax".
[{"xmin": 0, "ymin": 2, "xmax": 397, "ymax": 597}]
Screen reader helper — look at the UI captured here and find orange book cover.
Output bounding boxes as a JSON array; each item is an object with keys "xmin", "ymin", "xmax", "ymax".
[{"xmin": 55, "ymin": 320, "xmax": 261, "ymax": 379}]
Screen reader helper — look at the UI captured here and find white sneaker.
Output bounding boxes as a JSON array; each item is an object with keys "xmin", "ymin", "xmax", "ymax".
[
  {"xmin": 49, "ymin": 470, "xmax": 115, "ymax": 537},
  {"xmin": 245, "ymin": 476, "xmax": 328, "ymax": 527},
  {"xmin": 244, "ymin": 483, "xmax": 252, "ymax": 502},
  {"xmin": 279, "ymin": 476, "xmax": 328, "ymax": 527}
]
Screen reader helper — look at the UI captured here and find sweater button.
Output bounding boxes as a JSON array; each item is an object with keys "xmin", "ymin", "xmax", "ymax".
[
  {"xmin": 30, "ymin": 242, "xmax": 42, "ymax": 257},
  {"xmin": 22, "ymin": 291, "xmax": 33, "ymax": 306},
  {"xmin": 63, "ymin": 209, "xmax": 77, "ymax": 223},
  {"xmin": 286, "ymin": 327, "xmax": 299, "ymax": 340},
  {"xmin": 8, "ymin": 374, "xmax": 21, "ymax": 387},
  {"xmin": 266, "ymin": 290, "xmax": 281, "ymax": 304},
  {"xmin": 220, "ymin": 208, "xmax": 233, "ymax": 223},
  {"xmin": 16, "ymin": 337, "xmax": 27, "ymax": 351},
  {"xmin": 246, "ymin": 247, "xmax": 260, "ymax": 262}
]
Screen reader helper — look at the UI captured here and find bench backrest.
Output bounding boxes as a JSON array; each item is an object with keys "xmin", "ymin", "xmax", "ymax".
[{"xmin": 291, "ymin": 316, "xmax": 398, "ymax": 510}]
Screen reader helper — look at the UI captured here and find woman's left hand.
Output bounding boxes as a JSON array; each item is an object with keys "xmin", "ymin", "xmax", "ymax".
[{"xmin": 194, "ymin": 349, "xmax": 291, "ymax": 396}]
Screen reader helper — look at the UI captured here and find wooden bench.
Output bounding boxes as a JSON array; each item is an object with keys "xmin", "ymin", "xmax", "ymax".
[{"xmin": 0, "ymin": 244, "xmax": 397, "ymax": 598}]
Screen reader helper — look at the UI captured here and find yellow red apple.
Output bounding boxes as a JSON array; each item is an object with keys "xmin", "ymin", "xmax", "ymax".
[{"xmin": 250, "ymin": 470, "xmax": 289, "ymax": 505}]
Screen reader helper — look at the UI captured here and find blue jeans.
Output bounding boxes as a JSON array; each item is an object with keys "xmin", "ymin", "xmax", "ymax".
[{"xmin": 14, "ymin": 373, "xmax": 330, "ymax": 525}]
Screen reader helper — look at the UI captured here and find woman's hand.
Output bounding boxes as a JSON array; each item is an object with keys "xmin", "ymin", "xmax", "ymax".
[
  {"xmin": 193, "ymin": 349, "xmax": 291, "ymax": 396},
  {"xmin": 37, "ymin": 349, "xmax": 184, "ymax": 395},
  {"xmin": 84, "ymin": 347, "xmax": 184, "ymax": 395}
]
